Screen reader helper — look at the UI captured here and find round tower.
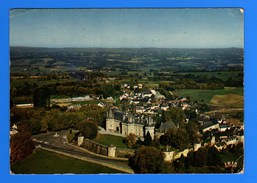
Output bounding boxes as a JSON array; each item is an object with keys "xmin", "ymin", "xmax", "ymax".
[
  {"xmin": 77, "ymin": 133, "xmax": 84, "ymax": 146},
  {"xmin": 108, "ymin": 144, "xmax": 116, "ymax": 157}
]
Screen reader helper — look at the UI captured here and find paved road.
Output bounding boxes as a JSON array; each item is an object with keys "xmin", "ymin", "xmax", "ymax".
[{"xmin": 33, "ymin": 130, "xmax": 132, "ymax": 173}]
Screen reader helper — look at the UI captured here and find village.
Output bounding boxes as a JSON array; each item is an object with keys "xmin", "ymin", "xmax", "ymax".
[{"xmin": 104, "ymin": 83, "xmax": 244, "ymax": 161}]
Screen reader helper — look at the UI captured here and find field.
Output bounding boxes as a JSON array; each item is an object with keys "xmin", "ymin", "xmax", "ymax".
[
  {"xmin": 11, "ymin": 149, "xmax": 124, "ymax": 174},
  {"xmin": 210, "ymin": 94, "xmax": 243, "ymax": 107},
  {"xmin": 177, "ymin": 87, "xmax": 243, "ymax": 105},
  {"xmin": 93, "ymin": 134, "xmax": 127, "ymax": 148},
  {"xmin": 178, "ymin": 71, "xmax": 242, "ymax": 81}
]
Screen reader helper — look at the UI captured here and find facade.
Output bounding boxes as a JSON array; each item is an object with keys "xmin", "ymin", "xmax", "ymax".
[{"xmin": 106, "ymin": 107, "xmax": 155, "ymax": 139}]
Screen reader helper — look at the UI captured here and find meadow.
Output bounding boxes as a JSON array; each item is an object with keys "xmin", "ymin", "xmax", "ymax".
[{"xmin": 11, "ymin": 149, "xmax": 124, "ymax": 174}]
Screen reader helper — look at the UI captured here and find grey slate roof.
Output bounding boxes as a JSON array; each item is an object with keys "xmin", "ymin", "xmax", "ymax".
[{"xmin": 158, "ymin": 121, "xmax": 177, "ymax": 133}]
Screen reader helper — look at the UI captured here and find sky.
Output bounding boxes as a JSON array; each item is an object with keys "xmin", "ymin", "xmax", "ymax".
[{"xmin": 10, "ymin": 9, "xmax": 244, "ymax": 48}]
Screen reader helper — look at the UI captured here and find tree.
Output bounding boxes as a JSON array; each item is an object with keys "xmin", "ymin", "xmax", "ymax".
[
  {"xmin": 125, "ymin": 133, "xmax": 137, "ymax": 148},
  {"xmin": 193, "ymin": 147, "xmax": 208, "ymax": 167},
  {"xmin": 207, "ymin": 146, "xmax": 222, "ymax": 166},
  {"xmin": 33, "ymin": 86, "xmax": 50, "ymax": 108},
  {"xmin": 187, "ymin": 121, "xmax": 201, "ymax": 144},
  {"xmin": 164, "ymin": 107, "xmax": 185, "ymax": 126},
  {"xmin": 173, "ymin": 155, "xmax": 187, "ymax": 173},
  {"xmin": 10, "ymin": 123, "xmax": 35, "ymax": 163},
  {"xmin": 129, "ymin": 146, "xmax": 166, "ymax": 173},
  {"xmin": 78, "ymin": 119, "xmax": 98, "ymax": 139},
  {"xmin": 160, "ymin": 128, "xmax": 189, "ymax": 150},
  {"xmin": 144, "ymin": 131, "xmax": 152, "ymax": 146},
  {"xmin": 184, "ymin": 156, "xmax": 191, "ymax": 171}
]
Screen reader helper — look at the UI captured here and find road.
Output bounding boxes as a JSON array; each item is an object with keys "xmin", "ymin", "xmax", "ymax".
[{"xmin": 33, "ymin": 130, "xmax": 133, "ymax": 173}]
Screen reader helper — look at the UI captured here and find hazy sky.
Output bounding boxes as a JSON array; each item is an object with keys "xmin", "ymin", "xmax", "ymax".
[{"xmin": 10, "ymin": 9, "xmax": 244, "ymax": 48}]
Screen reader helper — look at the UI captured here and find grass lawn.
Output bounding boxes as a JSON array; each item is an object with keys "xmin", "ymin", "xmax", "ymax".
[
  {"xmin": 93, "ymin": 133, "xmax": 127, "ymax": 148},
  {"xmin": 177, "ymin": 87, "xmax": 243, "ymax": 104},
  {"xmin": 11, "ymin": 149, "xmax": 124, "ymax": 174}
]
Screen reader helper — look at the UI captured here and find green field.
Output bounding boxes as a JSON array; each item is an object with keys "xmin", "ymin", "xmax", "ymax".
[
  {"xmin": 177, "ymin": 87, "xmax": 243, "ymax": 104},
  {"xmin": 10, "ymin": 78, "xmax": 76, "ymax": 88},
  {"xmin": 178, "ymin": 71, "xmax": 242, "ymax": 81},
  {"xmin": 93, "ymin": 134, "xmax": 127, "ymax": 148},
  {"xmin": 11, "ymin": 149, "xmax": 124, "ymax": 174}
]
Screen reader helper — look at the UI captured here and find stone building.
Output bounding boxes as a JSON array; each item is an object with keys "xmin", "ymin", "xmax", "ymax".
[{"xmin": 106, "ymin": 107, "xmax": 155, "ymax": 139}]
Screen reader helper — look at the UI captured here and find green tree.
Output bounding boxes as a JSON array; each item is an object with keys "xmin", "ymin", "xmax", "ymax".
[
  {"xmin": 184, "ymin": 156, "xmax": 191, "ymax": 171},
  {"xmin": 187, "ymin": 121, "xmax": 201, "ymax": 144},
  {"xmin": 164, "ymin": 107, "xmax": 186, "ymax": 126},
  {"xmin": 129, "ymin": 146, "xmax": 166, "ymax": 173},
  {"xmin": 78, "ymin": 119, "xmax": 98, "ymax": 139},
  {"xmin": 125, "ymin": 133, "xmax": 137, "ymax": 148},
  {"xmin": 207, "ymin": 146, "xmax": 222, "ymax": 166},
  {"xmin": 160, "ymin": 128, "xmax": 189, "ymax": 150},
  {"xmin": 144, "ymin": 131, "xmax": 152, "ymax": 146},
  {"xmin": 33, "ymin": 86, "xmax": 50, "ymax": 108},
  {"xmin": 10, "ymin": 123, "xmax": 35, "ymax": 163},
  {"xmin": 173, "ymin": 155, "xmax": 185, "ymax": 173},
  {"xmin": 193, "ymin": 147, "xmax": 208, "ymax": 167}
]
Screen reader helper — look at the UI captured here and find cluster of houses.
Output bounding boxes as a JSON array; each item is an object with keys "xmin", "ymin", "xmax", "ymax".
[
  {"xmin": 119, "ymin": 84, "xmax": 189, "ymax": 115},
  {"xmin": 105, "ymin": 83, "xmax": 244, "ymax": 159},
  {"xmin": 106, "ymin": 84, "xmax": 194, "ymax": 139},
  {"xmin": 51, "ymin": 95, "xmax": 114, "ymax": 104},
  {"xmin": 199, "ymin": 115, "xmax": 244, "ymax": 151}
]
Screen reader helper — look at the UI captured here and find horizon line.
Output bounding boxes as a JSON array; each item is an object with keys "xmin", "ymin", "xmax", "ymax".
[{"xmin": 10, "ymin": 46, "xmax": 244, "ymax": 49}]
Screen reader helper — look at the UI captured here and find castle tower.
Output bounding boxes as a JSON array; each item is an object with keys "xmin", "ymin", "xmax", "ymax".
[
  {"xmin": 77, "ymin": 134, "xmax": 84, "ymax": 146},
  {"xmin": 147, "ymin": 115, "xmax": 154, "ymax": 126},
  {"xmin": 108, "ymin": 144, "xmax": 116, "ymax": 157},
  {"xmin": 128, "ymin": 113, "xmax": 133, "ymax": 123},
  {"xmin": 106, "ymin": 107, "xmax": 115, "ymax": 132},
  {"xmin": 108, "ymin": 107, "xmax": 114, "ymax": 119}
]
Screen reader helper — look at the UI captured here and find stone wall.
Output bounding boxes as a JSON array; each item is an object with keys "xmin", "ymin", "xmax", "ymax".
[
  {"xmin": 116, "ymin": 148, "xmax": 135, "ymax": 158},
  {"xmin": 81, "ymin": 138, "xmax": 135, "ymax": 158},
  {"xmin": 82, "ymin": 138, "xmax": 108, "ymax": 156},
  {"xmin": 163, "ymin": 148, "xmax": 193, "ymax": 162}
]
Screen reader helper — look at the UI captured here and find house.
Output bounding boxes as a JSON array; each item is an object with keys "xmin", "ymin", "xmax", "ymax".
[
  {"xmin": 200, "ymin": 121, "xmax": 219, "ymax": 133},
  {"xmin": 223, "ymin": 136, "xmax": 238, "ymax": 146},
  {"xmin": 10, "ymin": 124, "xmax": 18, "ymax": 136},
  {"xmin": 215, "ymin": 141, "xmax": 227, "ymax": 151},
  {"xmin": 219, "ymin": 124, "xmax": 231, "ymax": 132},
  {"xmin": 97, "ymin": 102, "xmax": 106, "ymax": 108},
  {"xmin": 135, "ymin": 106, "xmax": 144, "ymax": 113}
]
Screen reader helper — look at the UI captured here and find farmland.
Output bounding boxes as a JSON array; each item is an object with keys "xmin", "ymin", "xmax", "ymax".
[{"xmin": 177, "ymin": 87, "xmax": 243, "ymax": 105}]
